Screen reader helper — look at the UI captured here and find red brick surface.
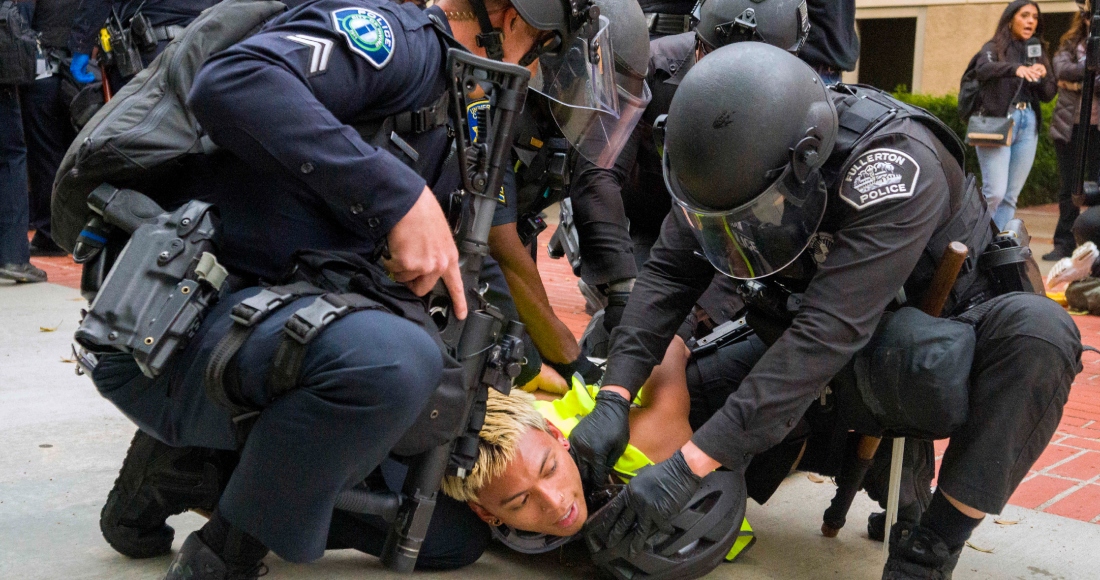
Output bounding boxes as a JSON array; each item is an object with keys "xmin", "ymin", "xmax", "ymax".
[
  {"xmin": 1009, "ymin": 475, "xmax": 1079, "ymax": 510},
  {"xmin": 31, "ymin": 224, "xmax": 1100, "ymax": 524}
]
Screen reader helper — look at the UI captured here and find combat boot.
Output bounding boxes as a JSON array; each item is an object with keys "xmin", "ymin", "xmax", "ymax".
[
  {"xmin": 165, "ymin": 533, "xmax": 267, "ymax": 580},
  {"xmin": 882, "ymin": 522, "xmax": 961, "ymax": 580},
  {"xmin": 101, "ymin": 429, "xmax": 233, "ymax": 558}
]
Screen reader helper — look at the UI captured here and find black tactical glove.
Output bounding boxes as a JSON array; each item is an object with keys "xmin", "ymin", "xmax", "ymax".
[
  {"xmin": 602, "ymin": 291, "xmax": 630, "ymax": 334},
  {"xmin": 547, "ymin": 350, "xmax": 604, "ymax": 385},
  {"xmin": 568, "ymin": 390, "xmax": 631, "ymax": 491},
  {"xmin": 586, "ymin": 450, "xmax": 702, "ymax": 555}
]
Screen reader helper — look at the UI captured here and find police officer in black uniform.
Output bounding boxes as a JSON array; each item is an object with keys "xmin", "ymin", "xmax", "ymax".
[
  {"xmin": 20, "ymin": 0, "xmax": 80, "ymax": 256},
  {"xmin": 78, "ymin": 0, "xmax": 614, "ymax": 577},
  {"xmin": 570, "ymin": 0, "xmax": 810, "ymax": 336},
  {"xmin": 577, "ymin": 43, "xmax": 1082, "ymax": 579}
]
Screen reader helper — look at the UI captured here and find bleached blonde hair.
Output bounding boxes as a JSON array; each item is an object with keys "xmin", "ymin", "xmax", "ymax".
[{"xmin": 441, "ymin": 389, "xmax": 551, "ymax": 502}]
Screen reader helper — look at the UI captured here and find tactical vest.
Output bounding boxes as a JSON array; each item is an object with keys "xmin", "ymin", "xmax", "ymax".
[{"xmin": 824, "ymin": 84, "xmax": 995, "ymax": 315}]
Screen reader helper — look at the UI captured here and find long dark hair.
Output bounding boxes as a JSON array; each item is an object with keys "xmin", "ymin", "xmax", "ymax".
[
  {"xmin": 991, "ymin": 0, "xmax": 1046, "ymax": 60},
  {"xmin": 1059, "ymin": 8, "xmax": 1089, "ymax": 53}
]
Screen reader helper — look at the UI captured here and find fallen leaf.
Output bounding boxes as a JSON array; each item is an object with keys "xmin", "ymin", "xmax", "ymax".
[
  {"xmin": 59, "ymin": 357, "xmax": 76, "ymax": 363},
  {"xmin": 807, "ymin": 473, "xmax": 825, "ymax": 483},
  {"xmin": 993, "ymin": 518, "xmax": 1019, "ymax": 526},
  {"xmin": 966, "ymin": 541, "xmax": 994, "ymax": 554},
  {"xmin": 40, "ymin": 320, "xmax": 62, "ymax": 332}
]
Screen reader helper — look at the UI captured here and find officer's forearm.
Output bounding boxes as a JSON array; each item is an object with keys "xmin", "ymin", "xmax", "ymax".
[{"xmin": 489, "ymin": 225, "xmax": 580, "ymax": 364}]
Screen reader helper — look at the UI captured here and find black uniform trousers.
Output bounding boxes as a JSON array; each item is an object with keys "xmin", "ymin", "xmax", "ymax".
[
  {"xmin": 90, "ymin": 286, "xmax": 489, "ymax": 564},
  {"xmin": 19, "ymin": 73, "xmax": 76, "ymax": 239},
  {"xmin": 0, "ymin": 85, "xmax": 29, "ymax": 265},
  {"xmin": 684, "ymin": 292, "xmax": 1079, "ymax": 515}
]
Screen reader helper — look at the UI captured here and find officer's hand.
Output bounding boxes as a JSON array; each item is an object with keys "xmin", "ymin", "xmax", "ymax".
[
  {"xmin": 385, "ymin": 186, "xmax": 467, "ymax": 319},
  {"xmin": 585, "ymin": 450, "xmax": 701, "ymax": 555},
  {"xmin": 70, "ymin": 53, "xmax": 96, "ymax": 84},
  {"xmin": 602, "ymin": 291, "xmax": 630, "ymax": 334},
  {"xmin": 568, "ymin": 389, "xmax": 631, "ymax": 491}
]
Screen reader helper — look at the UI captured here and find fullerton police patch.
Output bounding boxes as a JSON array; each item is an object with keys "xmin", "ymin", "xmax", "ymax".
[
  {"xmin": 840, "ymin": 148, "xmax": 920, "ymax": 211},
  {"xmin": 332, "ymin": 8, "xmax": 395, "ymax": 69}
]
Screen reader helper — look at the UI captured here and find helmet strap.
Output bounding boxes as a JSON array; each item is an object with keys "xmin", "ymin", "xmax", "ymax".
[{"xmin": 468, "ymin": 0, "xmax": 504, "ymax": 61}]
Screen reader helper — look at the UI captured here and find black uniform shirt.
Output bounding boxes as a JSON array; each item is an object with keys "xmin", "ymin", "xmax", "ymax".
[
  {"xmin": 603, "ymin": 112, "xmax": 963, "ymax": 469},
  {"xmin": 31, "ymin": 0, "xmax": 79, "ymax": 49},
  {"xmin": 568, "ymin": 32, "xmax": 694, "ymax": 284},
  {"xmin": 800, "ymin": 0, "xmax": 859, "ymax": 72}
]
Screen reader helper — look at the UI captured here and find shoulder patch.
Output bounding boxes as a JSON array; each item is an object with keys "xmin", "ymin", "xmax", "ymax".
[
  {"xmin": 466, "ymin": 98, "xmax": 490, "ymax": 143},
  {"xmin": 840, "ymin": 148, "xmax": 921, "ymax": 211},
  {"xmin": 331, "ymin": 8, "xmax": 395, "ymax": 70}
]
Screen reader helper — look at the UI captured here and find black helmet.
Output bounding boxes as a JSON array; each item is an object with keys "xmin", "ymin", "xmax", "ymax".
[
  {"xmin": 695, "ymin": 0, "xmax": 811, "ymax": 53},
  {"xmin": 662, "ymin": 42, "xmax": 836, "ymax": 280},
  {"xmin": 584, "ymin": 471, "xmax": 748, "ymax": 580},
  {"xmin": 491, "ymin": 524, "xmax": 577, "ymax": 554},
  {"xmin": 535, "ymin": 0, "xmax": 653, "ymax": 168}
]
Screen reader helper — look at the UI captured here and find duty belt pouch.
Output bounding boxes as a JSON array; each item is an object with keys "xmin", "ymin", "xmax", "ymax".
[
  {"xmin": 0, "ymin": 0, "xmax": 36, "ymax": 85},
  {"xmin": 75, "ymin": 198, "xmax": 227, "ymax": 378},
  {"xmin": 836, "ymin": 307, "xmax": 974, "ymax": 440}
]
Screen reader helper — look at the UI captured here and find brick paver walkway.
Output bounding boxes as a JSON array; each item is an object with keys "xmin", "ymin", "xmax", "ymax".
[{"xmin": 28, "ymin": 224, "xmax": 1100, "ymax": 524}]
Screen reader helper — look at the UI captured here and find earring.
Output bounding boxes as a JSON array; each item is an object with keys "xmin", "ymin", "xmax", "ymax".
[{"xmin": 488, "ymin": 517, "xmax": 503, "ymax": 527}]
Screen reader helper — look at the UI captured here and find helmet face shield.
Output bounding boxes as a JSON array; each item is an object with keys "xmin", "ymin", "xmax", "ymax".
[
  {"xmin": 666, "ymin": 157, "xmax": 827, "ymax": 280},
  {"xmin": 531, "ymin": 16, "xmax": 650, "ymax": 168}
]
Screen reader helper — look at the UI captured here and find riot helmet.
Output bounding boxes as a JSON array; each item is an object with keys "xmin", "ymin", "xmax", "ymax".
[
  {"xmin": 584, "ymin": 471, "xmax": 748, "ymax": 580},
  {"xmin": 695, "ymin": 0, "xmax": 810, "ymax": 54},
  {"xmin": 662, "ymin": 42, "xmax": 836, "ymax": 280},
  {"xmin": 532, "ymin": 0, "xmax": 653, "ymax": 168}
]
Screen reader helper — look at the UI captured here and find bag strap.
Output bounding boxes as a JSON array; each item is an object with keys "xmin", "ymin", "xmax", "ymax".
[
  {"xmin": 203, "ymin": 281, "xmax": 325, "ymax": 418},
  {"xmin": 267, "ymin": 292, "xmax": 383, "ymax": 397}
]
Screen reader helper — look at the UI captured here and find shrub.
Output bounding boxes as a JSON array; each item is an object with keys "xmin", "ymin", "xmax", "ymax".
[{"xmin": 891, "ymin": 88, "xmax": 1059, "ymax": 207}]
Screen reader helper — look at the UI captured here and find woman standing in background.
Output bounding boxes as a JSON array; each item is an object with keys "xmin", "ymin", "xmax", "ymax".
[{"xmin": 973, "ymin": 0, "xmax": 1057, "ymax": 229}]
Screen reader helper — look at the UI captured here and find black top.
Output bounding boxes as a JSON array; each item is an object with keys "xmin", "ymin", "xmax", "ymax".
[
  {"xmin": 975, "ymin": 39, "xmax": 1057, "ymax": 129},
  {"xmin": 800, "ymin": 0, "xmax": 859, "ymax": 72},
  {"xmin": 602, "ymin": 96, "xmax": 972, "ymax": 468},
  {"xmin": 568, "ymin": 32, "xmax": 695, "ymax": 286},
  {"xmin": 637, "ymin": 0, "xmax": 696, "ymax": 16},
  {"xmin": 31, "ymin": 0, "xmax": 80, "ymax": 49}
]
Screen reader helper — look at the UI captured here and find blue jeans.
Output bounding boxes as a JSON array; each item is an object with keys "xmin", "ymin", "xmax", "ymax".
[
  {"xmin": 975, "ymin": 107, "xmax": 1039, "ymax": 229},
  {"xmin": 0, "ymin": 85, "xmax": 29, "ymax": 265}
]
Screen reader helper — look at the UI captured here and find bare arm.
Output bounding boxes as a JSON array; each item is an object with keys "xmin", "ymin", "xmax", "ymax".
[{"xmin": 488, "ymin": 224, "xmax": 580, "ymax": 365}]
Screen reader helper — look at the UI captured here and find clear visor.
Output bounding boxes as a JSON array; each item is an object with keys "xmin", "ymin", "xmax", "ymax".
[
  {"xmin": 665, "ymin": 158, "xmax": 827, "ymax": 280},
  {"xmin": 532, "ymin": 17, "xmax": 648, "ymax": 168}
]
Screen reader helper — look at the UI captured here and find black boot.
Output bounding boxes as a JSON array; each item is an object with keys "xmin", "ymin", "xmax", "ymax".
[
  {"xmin": 100, "ymin": 429, "xmax": 233, "ymax": 558},
  {"xmin": 165, "ymin": 533, "xmax": 267, "ymax": 580},
  {"xmin": 882, "ymin": 522, "xmax": 962, "ymax": 580}
]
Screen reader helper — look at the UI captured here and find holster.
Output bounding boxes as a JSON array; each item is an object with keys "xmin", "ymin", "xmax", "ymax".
[
  {"xmin": 978, "ymin": 218, "xmax": 1045, "ymax": 297},
  {"xmin": 75, "ymin": 188, "xmax": 227, "ymax": 378}
]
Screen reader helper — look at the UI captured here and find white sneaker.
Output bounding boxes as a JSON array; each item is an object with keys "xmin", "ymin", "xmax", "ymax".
[{"xmin": 1047, "ymin": 241, "xmax": 1099, "ymax": 292}]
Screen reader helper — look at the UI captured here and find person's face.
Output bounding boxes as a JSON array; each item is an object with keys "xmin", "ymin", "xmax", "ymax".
[
  {"xmin": 470, "ymin": 422, "xmax": 588, "ymax": 536},
  {"xmin": 1011, "ymin": 5, "xmax": 1039, "ymax": 40}
]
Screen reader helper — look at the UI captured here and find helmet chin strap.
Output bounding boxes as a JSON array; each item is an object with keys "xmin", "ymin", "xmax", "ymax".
[{"xmin": 468, "ymin": 0, "xmax": 504, "ymax": 60}]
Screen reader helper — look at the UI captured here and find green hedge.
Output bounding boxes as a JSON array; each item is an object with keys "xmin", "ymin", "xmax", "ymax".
[{"xmin": 891, "ymin": 89, "xmax": 1059, "ymax": 207}]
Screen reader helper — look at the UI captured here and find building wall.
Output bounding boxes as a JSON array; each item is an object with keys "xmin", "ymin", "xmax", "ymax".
[{"xmin": 853, "ymin": 0, "xmax": 1078, "ymax": 95}]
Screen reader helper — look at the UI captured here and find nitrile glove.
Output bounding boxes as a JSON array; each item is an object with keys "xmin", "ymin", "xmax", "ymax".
[{"xmin": 70, "ymin": 53, "xmax": 96, "ymax": 84}]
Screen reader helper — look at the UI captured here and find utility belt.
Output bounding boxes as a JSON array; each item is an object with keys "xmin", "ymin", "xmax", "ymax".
[
  {"xmin": 102, "ymin": 12, "xmax": 185, "ymax": 78},
  {"xmin": 203, "ymin": 250, "xmax": 472, "ymax": 457},
  {"xmin": 645, "ymin": 12, "xmax": 695, "ymax": 36}
]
